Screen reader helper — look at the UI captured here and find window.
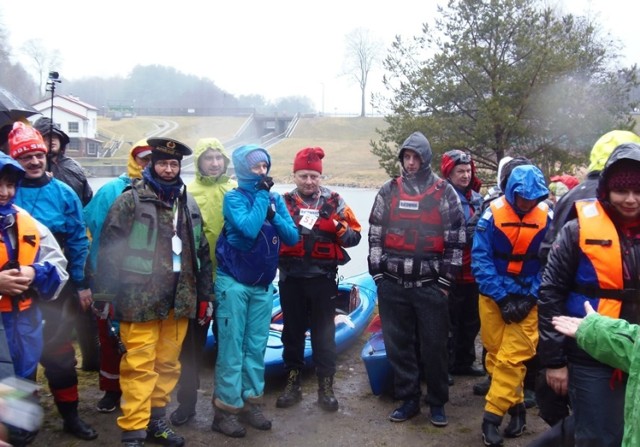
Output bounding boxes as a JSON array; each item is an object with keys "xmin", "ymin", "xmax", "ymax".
[{"xmin": 68, "ymin": 122, "xmax": 79, "ymax": 133}]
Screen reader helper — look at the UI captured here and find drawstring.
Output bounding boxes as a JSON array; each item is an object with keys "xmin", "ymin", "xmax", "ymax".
[{"xmin": 609, "ymin": 368, "xmax": 623, "ymax": 390}]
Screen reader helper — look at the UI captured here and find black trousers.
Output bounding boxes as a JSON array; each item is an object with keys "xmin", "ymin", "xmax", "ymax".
[
  {"xmin": 175, "ymin": 319, "xmax": 210, "ymax": 411},
  {"xmin": 279, "ymin": 275, "xmax": 337, "ymax": 377},
  {"xmin": 448, "ymin": 282, "xmax": 480, "ymax": 371}
]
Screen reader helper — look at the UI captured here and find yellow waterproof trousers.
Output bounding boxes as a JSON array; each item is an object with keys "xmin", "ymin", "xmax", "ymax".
[
  {"xmin": 479, "ymin": 294, "xmax": 538, "ymax": 417},
  {"xmin": 117, "ymin": 311, "xmax": 188, "ymax": 432}
]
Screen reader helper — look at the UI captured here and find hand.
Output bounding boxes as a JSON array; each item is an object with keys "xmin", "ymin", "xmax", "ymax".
[
  {"xmin": 499, "ymin": 294, "xmax": 535, "ymax": 324},
  {"xmin": 0, "ymin": 269, "xmax": 30, "ymax": 296},
  {"xmin": 545, "ymin": 366, "xmax": 569, "ymax": 396},
  {"xmin": 266, "ymin": 202, "xmax": 276, "ymax": 221},
  {"xmin": 77, "ymin": 288, "xmax": 93, "ymax": 312},
  {"xmin": 198, "ymin": 301, "xmax": 213, "ymax": 326},
  {"xmin": 498, "ymin": 296, "xmax": 517, "ymax": 324},
  {"xmin": 91, "ymin": 301, "xmax": 111, "ymax": 320},
  {"xmin": 256, "ymin": 175, "xmax": 274, "ymax": 192}
]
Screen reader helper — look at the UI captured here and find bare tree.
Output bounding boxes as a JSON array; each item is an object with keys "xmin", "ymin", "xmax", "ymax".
[
  {"xmin": 21, "ymin": 39, "xmax": 62, "ymax": 97},
  {"xmin": 344, "ymin": 28, "xmax": 382, "ymax": 117}
]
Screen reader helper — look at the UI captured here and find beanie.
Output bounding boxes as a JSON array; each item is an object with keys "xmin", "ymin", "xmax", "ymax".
[
  {"xmin": 8, "ymin": 122, "xmax": 47, "ymax": 159},
  {"xmin": 293, "ymin": 147, "xmax": 324, "ymax": 174},
  {"xmin": 131, "ymin": 143, "xmax": 152, "ymax": 159},
  {"xmin": 606, "ymin": 162, "xmax": 640, "ymax": 191},
  {"xmin": 245, "ymin": 149, "xmax": 269, "ymax": 168}
]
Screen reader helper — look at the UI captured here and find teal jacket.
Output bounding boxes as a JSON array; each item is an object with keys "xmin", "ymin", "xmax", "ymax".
[{"xmin": 577, "ymin": 314, "xmax": 640, "ymax": 447}]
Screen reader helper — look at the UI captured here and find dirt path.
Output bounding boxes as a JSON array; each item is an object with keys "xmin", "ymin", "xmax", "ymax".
[{"xmin": 29, "ymin": 335, "xmax": 550, "ymax": 447}]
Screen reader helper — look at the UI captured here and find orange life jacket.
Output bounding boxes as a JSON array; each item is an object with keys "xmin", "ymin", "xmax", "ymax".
[
  {"xmin": 490, "ymin": 196, "xmax": 549, "ymax": 275},
  {"xmin": 0, "ymin": 212, "xmax": 40, "ymax": 312}
]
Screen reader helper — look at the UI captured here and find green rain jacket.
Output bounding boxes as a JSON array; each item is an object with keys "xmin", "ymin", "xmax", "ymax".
[
  {"xmin": 188, "ymin": 138, "xmax": 237, "ymax": 281},
  {"xmin": 576, "ymin": 314, "xmax": 640, "ymax": 447}
]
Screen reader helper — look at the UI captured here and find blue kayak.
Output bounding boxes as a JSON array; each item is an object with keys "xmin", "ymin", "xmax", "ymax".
[{"xmin": 205, "ymin": 272, "xmax": 378, "ymax": 376}]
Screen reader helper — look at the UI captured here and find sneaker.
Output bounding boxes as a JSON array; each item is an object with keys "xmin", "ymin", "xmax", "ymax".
[
  {"xmin": 389, "ymin": 399, "xmax": 420, "ymax": 422},
  {"xmin": 122, "ymin": 440, "xmax": 145, "ymax": 447},
  {"xmin": 169, "ymin": 406, "xmax": 195, "ymax": 426},
  {"xmin": 97, "ymin": 390, "xmax": 122, "ymax": 413},
  {"xmin": 429, "ymin": 405, "xmax": 448, "ymax": 427},
  {"xmin": 211, "ymin": 409, "xmax": 246, "ymax": 438},
  {"xmin": 241, "ymin": 404, "xmax": 272, "ymax": 430},
  {"xmin": 146, "ymin": 418, "xmax": 184, "ymax": 446}
]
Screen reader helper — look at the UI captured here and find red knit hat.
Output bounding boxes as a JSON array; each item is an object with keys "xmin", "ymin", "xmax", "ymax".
[
  {"xmin": 294, "ymin": 147, "xmax": 324, "ymax": 173},
  {"xmin": 606, "ymin": 162, "xmax": 640, "ymax": 191},
  {"xmin": 8, "ymin": 122, "xmax": 47, "ymax": 159}
]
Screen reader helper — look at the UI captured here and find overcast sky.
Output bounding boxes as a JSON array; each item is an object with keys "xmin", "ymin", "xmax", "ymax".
[{"xmin": 1, "ymin": 0, "xmax": 638, "ymax": 115}]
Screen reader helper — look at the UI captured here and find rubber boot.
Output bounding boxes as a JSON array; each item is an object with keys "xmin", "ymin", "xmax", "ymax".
[
  {"xmin": 504, "ymin": 402, "xmax": 526, "ymax": 438},
  {"xmin": 481, "ymin": 411, "xmax": 504, "ymax": 447},
  {"xmin": 276, "ymin": 369, "xmax": 302, "ymax": 408},
  {"xmin": 317, "ymin": 376, "xmax": 339, "ymax": 412}
]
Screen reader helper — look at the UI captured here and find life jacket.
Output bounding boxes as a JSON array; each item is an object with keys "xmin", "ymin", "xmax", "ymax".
[
  {"xmin": 490, "ymin": 196, "xmax": 548, "ymax": 276},
  {"xmin": 566, "ymin": 200, "xmax": 629, "ymax": 318},
  {"xmin": 383, "ymin": 177, "xmax": 446, "ymax": 257},
  {"xmin": 279, "ymin": 192, "xmax": 348, "ymax": 267},
  {"xmin": 216, "ymin": 190, "xmax": 280, "ymax": 286},
  {"xmin": 0, "ymin": 212, "xmax": 40, "ymax": 312}
]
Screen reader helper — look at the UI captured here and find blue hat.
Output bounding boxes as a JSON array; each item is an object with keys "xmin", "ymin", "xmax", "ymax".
[{"xmin": 245, "ymin": 149, "xmax": 269, "ymax": 168}]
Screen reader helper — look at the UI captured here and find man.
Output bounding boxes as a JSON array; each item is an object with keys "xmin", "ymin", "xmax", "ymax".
[
  {"xmin": 276, "ymin": 146, "xmax": 362, "ymax": 412},
  {"xmin": 7, "ymin": 122, "xmax": 98, "ymax": 441},
  {"xmin": 170, "ymin": 137, "xmax": 236, "ymax": 426},
  {"xmin": 471, "ymin": 163, "xmax": 551, "ymax": 446},
  {"xmin": 83, "ymin": 138, "xmax": 152, "ymax": 413},
  {"xmin": 33, "ymin": 116, "xmax": 98, "ymax": 372},
  {"xmin": 96, "ymin": 137, "xmax": 213, "ymax": 447},
  {"xmin": 439, "ymin": 150, "xmax": 485, "ymax": 378},
  {"xmin": 368, "ymin": 131, "xmax": 465, "ymax": 427}
]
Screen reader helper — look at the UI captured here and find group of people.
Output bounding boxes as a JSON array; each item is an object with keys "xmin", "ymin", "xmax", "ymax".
[{"xmin": 1, "ymin": 117, "xmax": 639, "ymax": 447}]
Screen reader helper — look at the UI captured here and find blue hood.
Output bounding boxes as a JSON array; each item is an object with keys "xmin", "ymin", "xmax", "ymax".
[
  {"xmin": 232, "ymin": 144, "xmax": 271, "ymax": 191},
  {"xmin": 504, "ymin": 164, "xmax": 549, "ymax": 208}
]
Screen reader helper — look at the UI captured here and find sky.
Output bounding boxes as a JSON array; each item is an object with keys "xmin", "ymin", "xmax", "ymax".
[{"xmin": 1, "ymin": 0, "xmax": 639, "ymax": 115}]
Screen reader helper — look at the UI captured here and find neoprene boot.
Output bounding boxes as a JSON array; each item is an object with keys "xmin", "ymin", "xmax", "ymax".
[
  {"xmin": 276, "ymin": 369, "xmax": 302, "ymax": 408},
  {"xmin": 317, "ymin": 375, "xmax": 339, "ymax": 412},
  {"xmin": 481, "ymin": 411, "xmax": 504, "ymax": 447},
  {"xmin": 504, "ymin": 402, "xmax": 526, "ymax": 438}
]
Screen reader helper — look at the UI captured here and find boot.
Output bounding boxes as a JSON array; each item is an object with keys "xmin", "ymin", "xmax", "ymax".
[
  {"xmin": 276, "ymin": 369, "xmax": 302, "ymax": 408},
  {"xmin": 317, "ymin": 376, "xmax": 339, "ymax": 412},
  {"xmin": 58, "ymin": 401, "xmax": 98, "ymax": 441},
  {"xmin": 504, "ymin": 403, "xmax": 526, "ymax": 438},
  {"xmin": 481, "ymin": 411, "xmax": 504, "ymax": 447}
]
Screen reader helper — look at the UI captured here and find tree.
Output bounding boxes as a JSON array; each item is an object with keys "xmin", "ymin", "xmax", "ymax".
[
  {"xmin": 21, "ymin": 39, "xmax": 62, "ymax": 97},
  {"xmin": 371, "ymin": 0, "xmax": 638, "ymax": 181},
  {"xmin": 344, "ymin": 28, "xmax": 383, "ymax": 117}
]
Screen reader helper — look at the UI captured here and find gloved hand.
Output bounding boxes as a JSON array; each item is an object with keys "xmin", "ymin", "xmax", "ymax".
[
  {"xmin": 499, "ymin": 294, "xmax": 536, "ymax": 324},
  {"xmin": 498, "ymin": 296, "xmax": 517, "ymax": 324},
  {"xmin": 266, "ymin": 202, "xmax": 276, "ymax": 221},
  {"xmin": 256, "ymin": 175, "xmax": 274, "ymax": 192},
  {"xmin": 198, "ymin": 301, "xmax": 214, "ymax": 326}
]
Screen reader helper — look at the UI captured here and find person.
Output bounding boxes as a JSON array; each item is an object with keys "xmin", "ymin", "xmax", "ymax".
[
  {"xmin": 95, "ymin": 137, "xmax": 213, "ymax": 447},
  {"xmin": 367, "ymin": 131, "xmax": 465, "ymax": 427},
  {"xmin": 538, "ymin": 142, "xmax": 640, "ymax": 447},
  {"xmin": 552, "ymin": 301, "xmax": 639, "ymax": 447},
  {"xmin": 275, "ymin": 146, "xmax": 362, "ymax": 412},
  {"xmin": 471, "ymin": 163, "xmax": 551, "ymax": 446},
  {"xmin": 7, "ymin": 122, "xmax": 98, "ymax": 441},
  {"xmin": 83, "ymin": 138, "xmax": 152, "ymax": 413},
  {"xmin": 170, "ymin": 137, "xmax": 236, "ymax": 426},
  {"xmin": 547, "ymin": 174, "xmax": 579, "ymax": 205},
  {"xmin": 439, "ymin": 149, "xmax": 485, "ymax": 378},
  {"xmin": 33, "ymin": 116, "xmax": 98, "ymax": 372},
  {"xmin": 211, "ymin": 144, "xmax": 298, "ymax": 438}
]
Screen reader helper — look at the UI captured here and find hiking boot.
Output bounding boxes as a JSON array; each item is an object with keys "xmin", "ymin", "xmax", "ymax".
[
  {"xmin": 63, "ymin": 415, "xmax": 98, "ymax": 440},
  {"xmin": 317, "ymin": 376, "xmax": 339, "ymax": 412},
  {"xmin": 146, "ymin": 418, "xmax": 184, "ymax": 446},
  {"xmin": 169, "ymin": 406, "xmax": 196, "ymax": 426},
  {"xmin": 96, "ymin": 390, "xmax": 122, "ymax": 413},
  {"xmin": 276, "ymin": 369, "xmax": 302, "ymax": 408},
  {"xmin": 241, "ymin": 404, "xmax": 272, "ymax": 430},
  {"xmin": 122, "ymin": 440, "xmax": 145, "ymax": 447},
  {"xmin": 211, "ymin": 409, "xmax": 246, "ymax": 438},
  {"xmin": 504, "ymin": 403, "xmax": 526, "ymax": 438},
  {"xmin": 481, "ymin": 411, "xmax": 504, "ymax": 447},
  {"xmin": 389, "ymin": 399, "xmax": 420, "ymax": 422},
  {"xmin": 429, "ymin": 405, "xmax": 448, "ymax": 427},
  {"xmin": 473, "ymin": 376, "xmax": 492, "ymax": 396}
]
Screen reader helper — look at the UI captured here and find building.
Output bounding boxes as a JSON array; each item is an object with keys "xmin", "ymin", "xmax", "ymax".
[{"xmin": 31, "ymin": 94, "xmax": 102, "ymax": 157}]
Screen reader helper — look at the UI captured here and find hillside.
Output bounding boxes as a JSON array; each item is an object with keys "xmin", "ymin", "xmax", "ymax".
[{"xmin": 95, "ymin": 115, "xmax": 391, "ymax": 188}]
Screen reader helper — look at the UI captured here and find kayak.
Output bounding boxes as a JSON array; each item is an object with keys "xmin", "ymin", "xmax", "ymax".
[
  {"xmin": 204, "ymin": 272, "xmax": 378, "ymax": 376},
  {"xmin": 360, "ymin": 315, "xmax": 393, "ymax": 395}
]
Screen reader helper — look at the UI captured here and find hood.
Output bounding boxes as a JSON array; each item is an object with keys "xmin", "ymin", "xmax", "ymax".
[
  {"xmin": 232, "ymin": 144, "xmax": 271, "ymax": 190},
  {"xmin": 194, "ymin": 138, "xmax": 231, "ymax": 178},
  {"xmin": 496, "ymin": 156, "xmax": 513, "ymax": 186},
  {"xmin": 588, "ymin": 130, "xmax": 640, "ymax": 173},
  {"xmin": 398, "ymin": 131, "xmax": 432, "ymax": 177},
  {"xmin": 0, "ymin": 152, "xmax": 25, "ymax": 213},
  {"xmin": 504, "ymin": 164, "xmax": 549, "ymax": 208},
  {"xmin": 127, "ymin": 138, "xmax": 150, "ymax": 179},
  {"xmin": 33, "ymin": 116, "xmax": 70, "ymax": 150},
  {"xmin": 597, "ymin": 142, "xmax": 640, "ymax": 201}
]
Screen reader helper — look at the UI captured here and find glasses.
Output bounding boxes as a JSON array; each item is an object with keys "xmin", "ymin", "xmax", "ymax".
[
  {"xmin": 17, "ymin": 153, "xmax": 46, "ymax": 162},
  {"xmin": 156, "ymin": 160, "xmax": 180, "ymax": 169}
]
